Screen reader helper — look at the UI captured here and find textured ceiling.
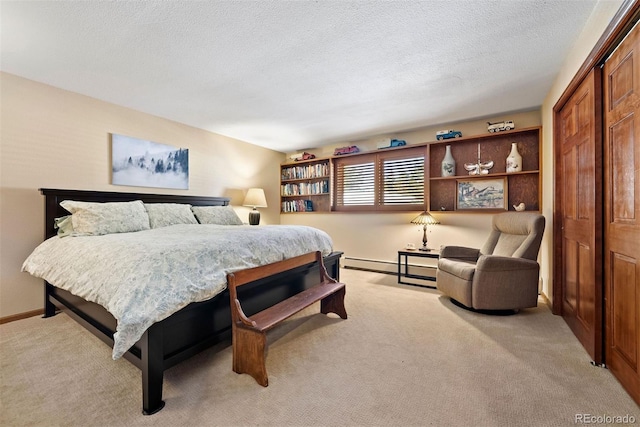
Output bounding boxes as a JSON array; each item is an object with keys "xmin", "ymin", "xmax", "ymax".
[{"xmin": 1, "ymin": 1, "xmax": 600, "ymax": 152}]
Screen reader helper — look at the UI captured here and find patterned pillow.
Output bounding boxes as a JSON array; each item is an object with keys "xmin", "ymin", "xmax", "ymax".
[
  {"xmin": 191, "ymin": 205, "xmax": 243, "ymax": 225},
  {"xmin": 144, "ymin": 203, "xmax": 198, "ymax": 228},
  {"xmin": 54, "ymin": 215, "xmax": 75, "ymax": 237},
  {"xmin": 60, "ymin": 200, "xmax": 150, "ymax": 236}
]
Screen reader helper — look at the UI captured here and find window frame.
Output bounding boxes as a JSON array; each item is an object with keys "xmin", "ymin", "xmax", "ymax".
[{"xmin": 332, "ymin": 146, "xmax": 428, "ymax": 212}]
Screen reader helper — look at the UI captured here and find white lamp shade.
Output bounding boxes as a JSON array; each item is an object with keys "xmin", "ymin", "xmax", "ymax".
[{"xmin": 243, "ymin": 188, "xmax": 268, "ymax": 208}]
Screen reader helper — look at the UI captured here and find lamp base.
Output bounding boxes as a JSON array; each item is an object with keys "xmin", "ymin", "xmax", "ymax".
[
  {"xmin": 420, "ymin": 225, "xmax": 430, "ymax": 252},
  {"xmin": 248, "ymin": 210, "xmax": 260, "ymax": 226}
]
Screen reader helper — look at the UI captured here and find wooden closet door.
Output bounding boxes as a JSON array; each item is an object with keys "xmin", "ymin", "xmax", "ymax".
[
  {"xmin": 603, "ymin": 22, "xmax": 640, "ymax": 405},
  {"xmin": 555, "ymin": 68, "xmax": 603, "ymax": 363}
]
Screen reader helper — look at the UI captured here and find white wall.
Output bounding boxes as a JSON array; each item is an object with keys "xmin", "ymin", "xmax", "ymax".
[{"xmin": 0, "ymin": 72, "xmax": 286, "ymax": 318}]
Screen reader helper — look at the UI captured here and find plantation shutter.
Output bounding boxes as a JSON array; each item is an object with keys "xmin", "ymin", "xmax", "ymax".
[
  {"xmin": 333, "ymin": 147, "xmax": 426, "ymax": 211},
  {"xmin": 377, "ymin": 148, "xmax": 426, "ymax": 211},
  {"xmin": 334, "ymin": 154, "xmax": 376, "ymax": 210}
]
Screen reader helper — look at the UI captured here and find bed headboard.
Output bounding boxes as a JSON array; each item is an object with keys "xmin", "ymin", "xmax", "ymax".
[{"xmin": 41, "ymin": 188, "xmax": 231, "ymax": 240}]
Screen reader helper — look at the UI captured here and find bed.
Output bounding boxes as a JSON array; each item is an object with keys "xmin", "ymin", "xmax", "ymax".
[{"xmin": 24, "ymin": 188, "xmax": 342, "ymax": 415}]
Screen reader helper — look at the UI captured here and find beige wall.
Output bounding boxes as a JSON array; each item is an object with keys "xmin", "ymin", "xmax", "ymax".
[
  {"xmin": 0, "ymin": 72, "xmax": 285, "ymax": 318},
  {"xmin": 539, "ymin": 0, "xmax": 623, "ymax": 301}
]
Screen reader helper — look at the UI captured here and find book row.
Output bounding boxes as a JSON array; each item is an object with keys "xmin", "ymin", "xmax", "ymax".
[
  {"xmin": 281, "ymin": 180, "xmax": 330, "ymax": 196},
  {"xmin": 281, "ymin": 199, "xmax": 314, "ymax": 213},
  {"xmin": 281, "ymin": 163, "xmax": 330, "ymax": 180}
]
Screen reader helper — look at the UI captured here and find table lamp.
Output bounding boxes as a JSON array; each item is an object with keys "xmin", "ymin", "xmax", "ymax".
[
  {"xmin": 410, "ymin": 211, "xmax": 440, "ymax": 251},
  {"xmin": 243, "ymin": 188, "xmax": 267, "ymax": 225}
]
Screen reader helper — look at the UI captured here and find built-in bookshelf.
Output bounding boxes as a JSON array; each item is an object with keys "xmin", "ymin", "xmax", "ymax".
[
  {"xmin": 428, "ymin": 126, "xmax": 541, "ymax": 212},
  {"xmin": 279, "ymin": 126, "xmax": 541, "ymax": 214},
  {"xmin": 280, "ymin": 158, "xmax": 331, "ymax": 213}
]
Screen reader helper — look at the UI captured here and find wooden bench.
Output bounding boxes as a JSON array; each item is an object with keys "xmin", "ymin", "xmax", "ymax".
[{"xmin": 226, "ymin": 251, "xmax": 347, "ymax": 386}]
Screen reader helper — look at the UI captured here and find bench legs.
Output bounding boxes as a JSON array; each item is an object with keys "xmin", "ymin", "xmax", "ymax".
[
  {"xmin": 233, "ymin": 289, "xmax": 347, "ymax": 387},
  {"xmin": 320, "ymin": 287, "xmax": 347, "ymax": 320},
  {"xmin": 233, "ymin": 326, "xmax": 269, "ymax": 387}
]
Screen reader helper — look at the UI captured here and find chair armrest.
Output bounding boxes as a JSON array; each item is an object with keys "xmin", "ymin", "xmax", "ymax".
[
  {"xmin": 440, "ymin": 246, "xmax": 480, "ymax": 261},
  {"xmin": 472, "ymin": 255, "xmax": 541, "ymax": 310},
  {"xmin": 475, "ymin": 255, "xmax": 539, "ymax": 272}
]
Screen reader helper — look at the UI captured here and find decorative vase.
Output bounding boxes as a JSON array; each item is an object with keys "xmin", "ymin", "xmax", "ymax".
[
  {"xmin": 441, "ymin": 145, "xmax": 456, "ymax": 177},
  {"xmin": 506, "ymin": 142, "xmax": 522, "ymax": 173}
]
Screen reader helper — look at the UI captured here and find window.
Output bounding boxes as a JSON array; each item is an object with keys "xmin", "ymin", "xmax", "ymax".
[{"xmin": 333, "ymin": 146, "xmax": 426, "ymax": 211}]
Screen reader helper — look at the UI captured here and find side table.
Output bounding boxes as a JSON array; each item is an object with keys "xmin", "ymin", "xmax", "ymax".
[{"xmin": 397, "ymin": 249, "xmax": 440, "ymax": 289}]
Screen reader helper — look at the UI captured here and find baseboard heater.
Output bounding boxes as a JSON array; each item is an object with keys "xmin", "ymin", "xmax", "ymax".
[{"xmin": 343, "ymin": 256, "xmax": 437, "ymax": 277}]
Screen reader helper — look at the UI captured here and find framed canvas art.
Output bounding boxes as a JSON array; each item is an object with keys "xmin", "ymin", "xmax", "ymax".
[{"xmin": 111, "ymin": 134, "xmax": 189, "ymax": 190}]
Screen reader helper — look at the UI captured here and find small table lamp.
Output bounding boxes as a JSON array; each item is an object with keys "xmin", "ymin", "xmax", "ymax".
[
  {"xmin": 243, "ymin": 188, "xmax": 268, "ymax": 225},
  {"xmin": 410, "ymin": 211, "xmax": 440, "ymax": 251}
]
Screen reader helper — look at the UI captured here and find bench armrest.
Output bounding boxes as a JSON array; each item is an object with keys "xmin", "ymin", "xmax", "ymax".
[{"xmin": 233, "ymin": 298, "xmax": 257, "ymax": 328}]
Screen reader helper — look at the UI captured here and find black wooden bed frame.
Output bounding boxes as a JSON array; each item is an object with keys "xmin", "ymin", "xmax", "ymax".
[{"xmin": 39, "ymin": 188, "xmax": 342, "ymax": 415}]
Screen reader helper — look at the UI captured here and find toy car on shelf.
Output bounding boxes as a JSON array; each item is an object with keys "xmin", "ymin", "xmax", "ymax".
[
  {"xmin": 333, "ymin": 145, "xmax": 360, "ymax": 155},
  {"xmin": 294, "ymin": 152, "xmax": 316, "ymax": 161},
  {"xmin": 379, "ymin": 139, "xmax": 407, "ymax": 149},
  {"xmin": 436, "ymin": 130, "xmax": 462, "ymax": 140},
  {"xmin": 487, "ymin": 120, "xmax": 515, "ymax": 132}
]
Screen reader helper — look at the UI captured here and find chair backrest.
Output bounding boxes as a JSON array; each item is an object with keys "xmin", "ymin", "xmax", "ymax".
[{"xmin": 480, "ymin": 212, "xmax": 545, "ymax": 260}]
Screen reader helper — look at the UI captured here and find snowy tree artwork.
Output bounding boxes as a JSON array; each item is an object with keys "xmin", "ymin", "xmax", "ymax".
[{"xmin": 111, "ymin": 134, "xmax": 189, "ymax": 190}]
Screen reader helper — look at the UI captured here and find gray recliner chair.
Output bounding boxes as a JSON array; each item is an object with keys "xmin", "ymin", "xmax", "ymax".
[{"xmin": 436, "ymin": 212, "xmax": 545, "ymax": 311}]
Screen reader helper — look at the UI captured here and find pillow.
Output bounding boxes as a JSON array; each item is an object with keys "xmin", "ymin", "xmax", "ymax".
[
  {"xmin": 191, "ymin": 205, "xmax": 243, "ymax": 225},
  {"xmin": 60, "ymin": 200, "xmax": 150, "ymax": 236},
  {"xmin": 54, "ymin": 215, "xmax": 74, "ymax": 237},
  {"xmin": 144, "ymin": 203, "xmax": 198, "ymax": 228}
]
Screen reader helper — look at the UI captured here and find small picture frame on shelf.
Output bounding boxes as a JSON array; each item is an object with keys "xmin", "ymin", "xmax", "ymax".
[{"xmin": 456, "ymin": 177, "xmax": 507, "ymax": 211}]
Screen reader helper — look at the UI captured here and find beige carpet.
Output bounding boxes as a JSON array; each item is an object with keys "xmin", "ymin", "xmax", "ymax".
[{"xmin": 1, "ymin": 269, "xmax": 638, "ymax": 426}]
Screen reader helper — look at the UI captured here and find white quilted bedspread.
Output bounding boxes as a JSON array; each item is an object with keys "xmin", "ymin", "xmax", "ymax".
[{"xmin": 22, "ymin": 224, "xmax": 333, "ymax": 359}]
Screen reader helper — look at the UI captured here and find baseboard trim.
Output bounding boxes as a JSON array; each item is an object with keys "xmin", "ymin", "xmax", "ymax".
[
  {"xmin": 343, "ymin": 265, "xmax": 396, "ymax": 276},
  {"xmin": 343, "ymin": 256, "xmax": 436, "ymax": 277},
  {"xmin": 0, "ymin": 309, "xmax": 44, "ymax": 324},
  {"xmin": 539, "ymin": 292, "xmax": 552, "ymax": 310}
]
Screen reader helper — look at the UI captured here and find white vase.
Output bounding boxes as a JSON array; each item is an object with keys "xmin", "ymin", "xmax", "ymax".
[
  {"xmin": 506, "ymin": 142, "xmax": 522, "ymax": 173},
  {"xmin": 441, "ymin": 145, "xmax": 455, "ymax": 177}
]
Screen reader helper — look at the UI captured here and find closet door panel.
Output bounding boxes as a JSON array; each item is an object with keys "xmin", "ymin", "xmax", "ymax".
[
  {"xmin": 555, "ymin": 68, "xmax": 603, "ymax": 363},
  {"xmin": 604, "ymin": 22, "xmax": 640, "ymax": 404}
]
